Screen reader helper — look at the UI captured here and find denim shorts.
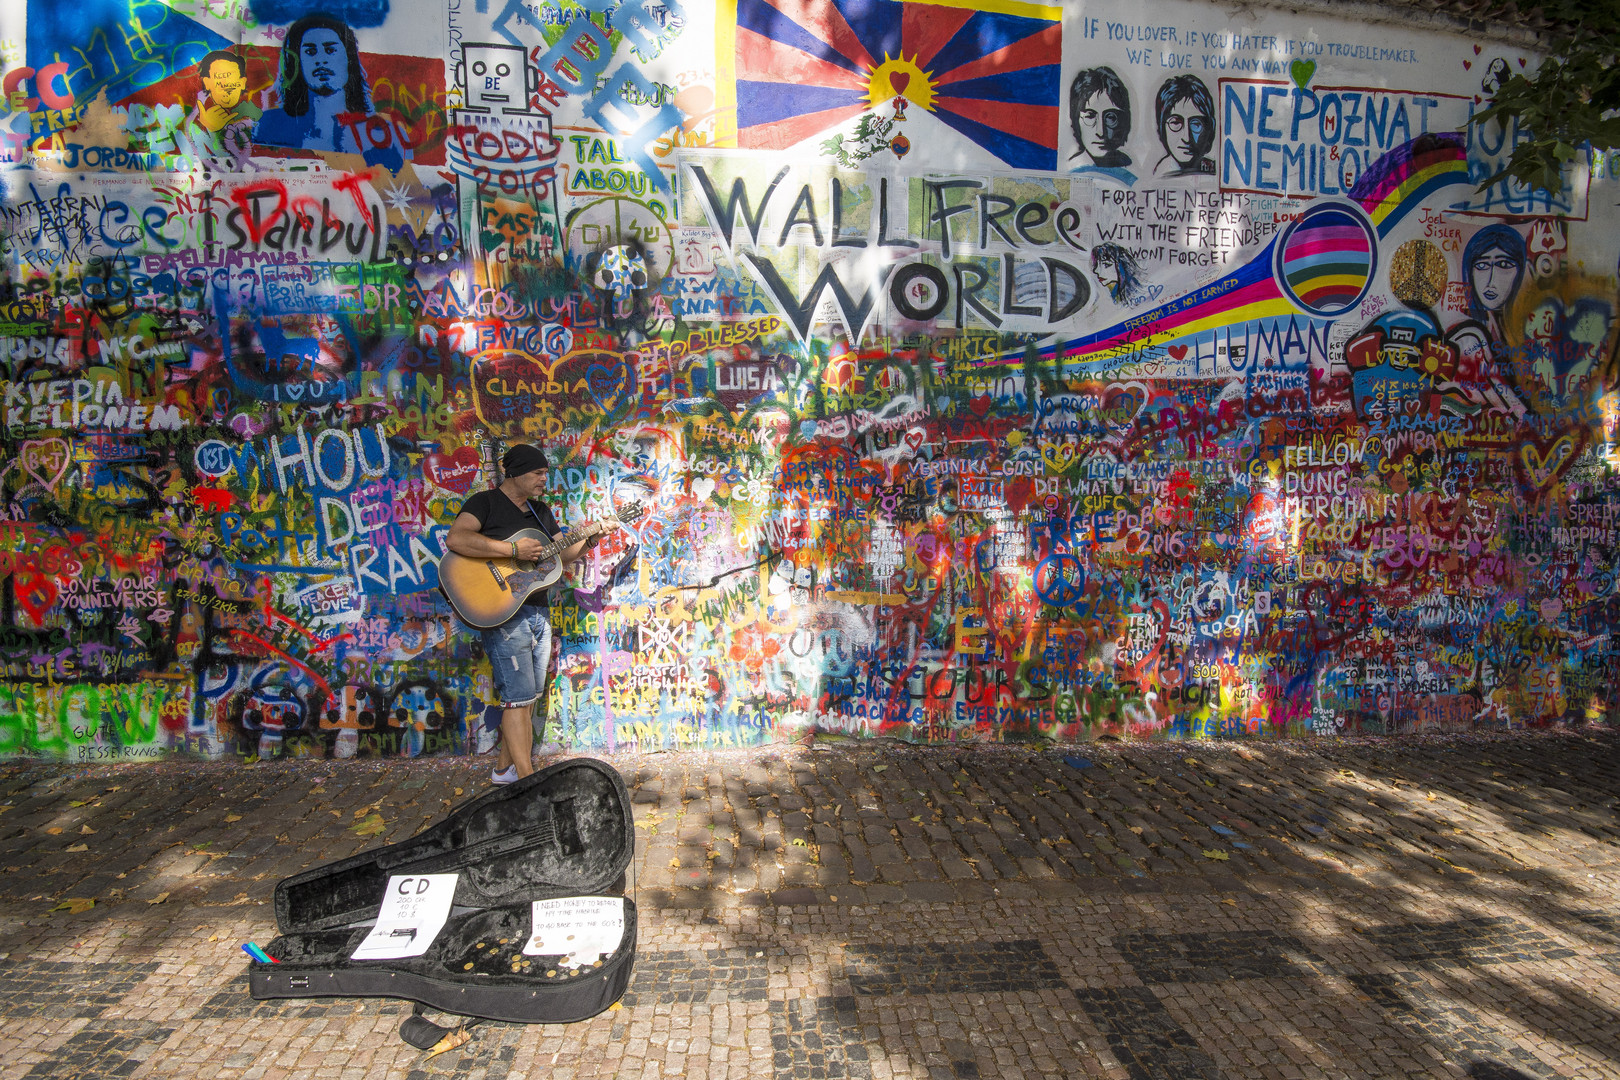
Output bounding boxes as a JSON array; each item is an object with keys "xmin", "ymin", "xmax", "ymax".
[{"xmin": 481, "ymin": 606, "xmax": 553, "ymax": 709}]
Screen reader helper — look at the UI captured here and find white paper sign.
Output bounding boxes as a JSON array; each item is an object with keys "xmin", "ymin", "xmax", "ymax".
[
  {"xmin": 524, "ymin": 897, "xmax": 625, "ymax": 965},
  {"xmin": 350, "ymin": 874, "xmax": 459, "ymax": 960}
]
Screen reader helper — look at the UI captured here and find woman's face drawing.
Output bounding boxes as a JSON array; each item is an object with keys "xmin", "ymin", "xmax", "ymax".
[
  {"xmin": 1471, "ymin": 245, "xmax": 1519, "ymax": 312},
  {"xmin": 1093, "ymin": 253, "xmax": 1121, "ymax": 293}
]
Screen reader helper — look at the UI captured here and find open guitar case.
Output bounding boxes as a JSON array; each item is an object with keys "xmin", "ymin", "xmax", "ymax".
[{"xmin": 248, "ymin": 757, "xmax": 636, "ymax": 1049}]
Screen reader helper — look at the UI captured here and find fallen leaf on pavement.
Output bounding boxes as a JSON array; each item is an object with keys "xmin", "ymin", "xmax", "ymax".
[
  {"xmin": 872, "ymin": 765, "xmax": 887, "ymax": 772},
  {"xmin": 148, "ymin": 892, "xmax": 170, "ymax": 905},
  {"xmin": 44, "ymin": 827, "xmax": 62, "ymax": 835},
  {"xmin": 352, "ymin": 814, "xmax": 386, "ymax": 837},
  {"xmin": 80, "ymin": 825, "xmax": 95, "ymax": 834},
  {"xmin": 1221, "ymin": 897, "xmax": 1238, "ymax": 905},
  {"xmin": 454, "ymin": 788, "xmax": 464, "ymax": 797},
  {"xmin": 1202, "ymin": 849, "xmax": 1230, "ymax": 861},
  {"xmin": 51, "ymin": 898, "xmax": 95, "ymax": 914},
  {"xmin": 225, "ymin": 814, "xmax": 242, "ymax": 823},
  {"xmin": 668, "ymin": 858, "xmax": 680, "ymax": 870},
  {"xmin": 66, "ymin": 843, "xmax": 89, "ymax": 852},
  {"xmin": 1426, "ymin": 793, "xmax": 1437, "ymax": 801},
  {"xmin": 608, "ymin": 1001, "xmax": 622, "ymax": 1011},
  {"xmin": 424, "ymin": 1027, "xmax": 474, "ymax": 1060},
  {"xmin": 330, "ymin": 810, "xmax": 343, "ymax": 818}
]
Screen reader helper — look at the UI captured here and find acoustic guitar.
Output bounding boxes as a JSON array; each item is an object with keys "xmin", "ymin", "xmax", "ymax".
[{"xmin": 439, "ymin": 504, "xmax": 644, "ymax": 628}]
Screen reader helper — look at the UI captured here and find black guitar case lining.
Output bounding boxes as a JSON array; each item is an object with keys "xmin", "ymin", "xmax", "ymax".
[{"xmin": 249, "ymin": 757, "xmax": 636, "ymax": 1025}]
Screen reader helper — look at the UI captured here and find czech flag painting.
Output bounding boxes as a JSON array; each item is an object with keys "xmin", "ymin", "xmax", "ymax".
[{"xmin": 731, "ymin": 0, "xmax": 1062, "ymax": 171}]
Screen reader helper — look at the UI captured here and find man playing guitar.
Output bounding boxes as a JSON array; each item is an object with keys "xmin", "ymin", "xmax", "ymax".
[{"xmin": 446, "ymin": 444, "xmax": 597, "ymax": 784}]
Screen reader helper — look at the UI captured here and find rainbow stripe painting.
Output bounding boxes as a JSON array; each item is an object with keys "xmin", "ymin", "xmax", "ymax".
[
  {"xmin": 1033, "ymin": 239, "xmax": 1295, "ymax": 376},
  {"xmin": 1347, "ymin": 132, "xmax": 1470, "ymax": 237},
  {"xmin": 1018, "ymin": 138, "xmax": 1475, "ymax": 375},
  {"xmin": 1029, "ymin": 202, "xmax": 1378, "ymax": 375}
]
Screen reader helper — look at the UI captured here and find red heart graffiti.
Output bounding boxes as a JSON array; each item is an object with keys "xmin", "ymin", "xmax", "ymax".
[
  {"xmin": 889, "ymin": 72, "xmax": 910, "ymax": 95},
  {"xmin": 425, "ymin": 447, "xmax": 482, "ymax": 494},
  {"xmin": 1168, "ymin": 345, "xmax": 1189, "ymax": 360},
  {"xmin": 1463, "ymin": 60, "xmax": 1471, "ymax": 69},
  {"xmin": 1474, "ymin": 44, "xmax": 1482, "ymax": 54},
  {"xmin": 13, "ymin": 570, "xmax": 56, "ymax": 627},
  {"xmin": 1518, "ymin": 57, "xmax": 1526, "ymax": 67}
]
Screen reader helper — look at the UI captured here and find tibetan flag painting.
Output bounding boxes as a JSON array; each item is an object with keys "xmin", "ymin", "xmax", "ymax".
[{"xmin": 731, "ymin": 0, "xmax": 1062, "ymax": 172}]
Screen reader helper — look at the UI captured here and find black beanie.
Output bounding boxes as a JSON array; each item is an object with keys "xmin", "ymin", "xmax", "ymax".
[{"xmin": 501, "ymin": 444, "xmax": 548, "ymax": 477}]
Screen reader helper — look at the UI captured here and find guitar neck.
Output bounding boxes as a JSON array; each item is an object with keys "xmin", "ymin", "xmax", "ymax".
[
  {"xmin": 535, "ymin": 523, "xmax": 597, "ymax": 560},
  {"xmin": 522, "ymin": 505, "xmax": 637, "ymax": 562}
]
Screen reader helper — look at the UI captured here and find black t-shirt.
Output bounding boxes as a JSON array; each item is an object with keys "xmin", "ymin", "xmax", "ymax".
[
  {"xmin": 459, "ymin": 488, "xmax": 561, "ymax": 542},
  {"xmin": 458, "ymin": 489, "xmax": 563, "ymax": 609}
]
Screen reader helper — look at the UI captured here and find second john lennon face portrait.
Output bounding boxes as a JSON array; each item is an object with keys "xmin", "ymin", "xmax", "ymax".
[{"xmin": 1153, "ymin": 75, "xmax": 1215, "ymax": 176}]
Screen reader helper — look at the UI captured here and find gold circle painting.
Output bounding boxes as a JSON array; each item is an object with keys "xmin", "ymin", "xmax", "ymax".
[{"xmin": 1389, "ymin": 239, "xmax": 1449, "ymax": 310}]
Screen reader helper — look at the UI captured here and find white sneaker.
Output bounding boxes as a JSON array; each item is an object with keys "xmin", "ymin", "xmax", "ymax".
[{"xmin": 490, "ymin": 765, "xmax": 518, "ymax": 785}]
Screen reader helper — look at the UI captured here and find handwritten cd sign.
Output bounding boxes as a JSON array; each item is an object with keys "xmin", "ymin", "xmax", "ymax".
[{"xmin": 351, "ymin": 874, "xmax": 459, "ymax": 960}]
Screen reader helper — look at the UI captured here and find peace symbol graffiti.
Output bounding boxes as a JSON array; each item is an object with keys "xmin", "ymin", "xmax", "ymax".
[{"xmin": 1034, "ymin": 554, "xmax": 1086, "ymax": 608}]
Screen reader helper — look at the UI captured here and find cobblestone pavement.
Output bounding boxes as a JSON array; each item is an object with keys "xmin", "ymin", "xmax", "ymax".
[{"xmin": 0, "ymin": 729, "xmax": 1617, "ymax": 1080}]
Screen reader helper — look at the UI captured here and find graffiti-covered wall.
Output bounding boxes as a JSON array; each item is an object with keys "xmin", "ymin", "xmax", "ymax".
[{"xmin": 0, "ymin": 0, "xmax": 1615, "ymax": 762}]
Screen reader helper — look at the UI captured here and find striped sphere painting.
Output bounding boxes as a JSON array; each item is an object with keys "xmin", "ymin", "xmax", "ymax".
[{"xmin": 1276, "ymin": 202, "xmax": 1378, "ymax": 317}]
